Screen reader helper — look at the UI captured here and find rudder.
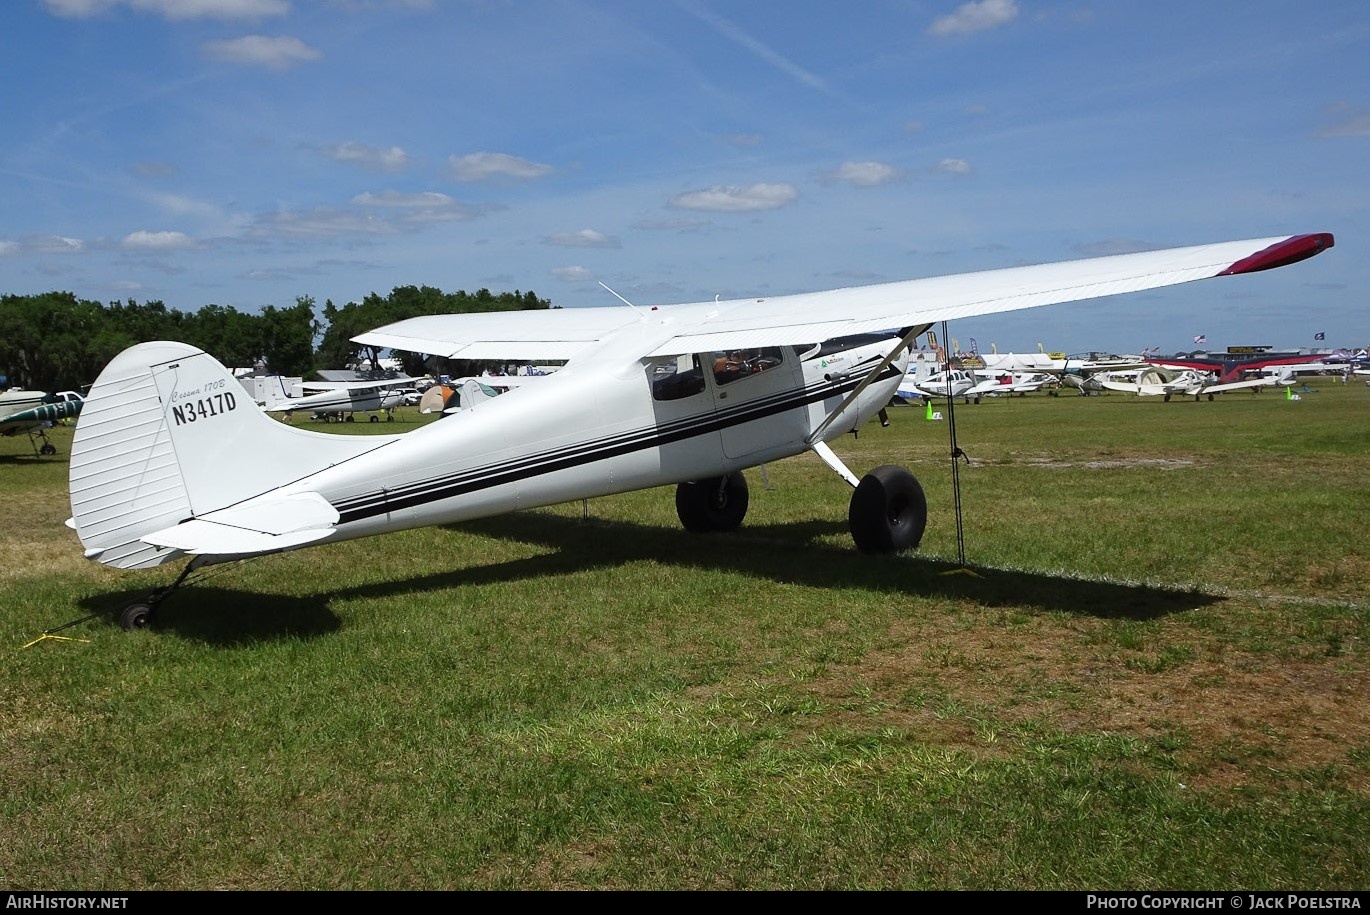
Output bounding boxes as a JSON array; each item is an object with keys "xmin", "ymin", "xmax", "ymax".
[{"xmin": 69, "ymin": 341, "xmax": 397, "ymax": 569}]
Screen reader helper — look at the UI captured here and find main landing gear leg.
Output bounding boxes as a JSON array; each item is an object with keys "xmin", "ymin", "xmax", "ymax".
[
  {"xmin": 29, "ymin": 428, "xmax": 57, "ymax": 456},
  {"xmin": 811, "ymin": 441, "xmax": 927, "ymax": 555},
  {"xmin": 118, "ymin": 560, "xmax": 201, "ymax": 631}
]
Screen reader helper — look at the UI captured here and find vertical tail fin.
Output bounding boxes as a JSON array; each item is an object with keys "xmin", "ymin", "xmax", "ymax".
[{"xmin": 68, "ymin": 341, "xmax": 398, "ymax": 569}]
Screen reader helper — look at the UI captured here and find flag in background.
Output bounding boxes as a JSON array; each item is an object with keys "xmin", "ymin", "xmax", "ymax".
[
  {"xmin": 1193, "ymin": 334, "xmax": 1207, "ymax": 345},
  {"xmin": 1315, "ymin": 332, "xmax": 1325, "ymax": 341}
]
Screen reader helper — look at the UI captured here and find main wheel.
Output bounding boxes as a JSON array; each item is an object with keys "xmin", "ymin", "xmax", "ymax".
[
  {"xmin": 675, "ymin": 472, "xmax": 749, "ymax": 533},
  {"xmin": 369, "ymin": 414, "xmax": 380, "ymax": 423},
  {"xmin": 40, "ymin": 443, "xmax": 56, "ymax": 455},
  {"xmin": 849, "ymin": 465, "xmax": 927, "ymax": 554},
  {"xmin": 119, "ymin": 602, "xmax": 156, "ymax": 631}
]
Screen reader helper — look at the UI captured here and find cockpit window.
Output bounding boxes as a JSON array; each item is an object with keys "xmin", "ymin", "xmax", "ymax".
[
  {"xmin": 649, "ymin": 354, "xmax": 706, "ymax": 401},
  {"xmin": 709, "ymin": 347, "xmax": 784, "ymax": 386}
]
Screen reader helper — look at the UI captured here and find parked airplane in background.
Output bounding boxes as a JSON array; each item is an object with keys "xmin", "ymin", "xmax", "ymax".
[
  {"xmin": 63, "ymin": 232, "xmax": 1335, "ymax": 629},
  {"xmin": 1096, "ymin": 365, "xmax": 1294, "ymax": 400},
  {"xmin": 1147, "ymin": 350, "xmax": 1333, "ymax": 384},
  {"xmin": 1, "ymin": 389, "xmax": 84, "ymax": 454},
  {"xmin": 260, "ymin": 375, "xmax": 417, "ymax": 423},
  {"xmin": 963, "ymin": 349, "xmax": 1149, "ymax": 397},
  {"xmin": 899, "ymin": 366, "xmax": 977, "ymax": 402},
  {"xmin": 1054, "ymin": 353, "xmax": 1150, "ymax": 395},
  {"xmin": 965, "ymin": 370, "xmax": 1058, "ymax": 401},
  {"xmin": 418, "ymin": 373, "xmax": 547, "ymax": 415}
]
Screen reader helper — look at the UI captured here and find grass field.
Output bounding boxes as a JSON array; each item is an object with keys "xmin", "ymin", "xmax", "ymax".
[{"xmin": 3, "ymin": 380, "xmax": 1367, "ymax": 890}]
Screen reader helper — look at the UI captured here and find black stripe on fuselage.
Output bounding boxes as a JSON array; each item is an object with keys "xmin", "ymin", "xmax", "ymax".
[{"xmin": 333, "ymin": 366, "xmax": 899, "ymax": 524}]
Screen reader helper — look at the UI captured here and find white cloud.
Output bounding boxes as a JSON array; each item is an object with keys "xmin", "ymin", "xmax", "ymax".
[
  {"xmin": 448, "ymin": 152, "xmax": 554, "ymax": 182},
  {"xmin": 553, "ymin": 266, "xmax": 594, "ymax": 282},
  {"xmin": 149, "ymin": 192, "xmax": 219, "ymax": 218},
  {"xmin": 132, "ymin": 161, "xmax": 176, "ymax": 178},
  {"xmin": 352, "ymin": 191, "xmax": 455, "ymax": 209},
  {"xmin": 634, "ymin": 217, "xmax": 713, "ymax": 231},
  {"xmin": 45, "ymin": 0, "xmax": 289, "ymax": 19},
  {"xmin": 669, "ymin": 184, "xmax": 798, "ymax": 213},
  {"xmin": 545, "ymin": 229, "xmax": 619, "ymax": 248},
  {"xmin": 123, "ymin": 230, "xmax": 194, "ymax": 250},
  {"xmin": 928, "ymin": 0, "xmax": 1018, "ymax": 37},
  {"xmin": 0, "ymin": 241, "xmax": 19, "ymax": 256},
  {"xmin": 256, "ymin": 207, "xmax": 394, "ymax": 238},
  {"xmin": 830, "ymin": 161, "xmax": 902, "ymax": 187},
  {"xmin": 203, "ymin": 35, "xmax": 323, "ymax": 70},
  {"xmin": 322, "ymin": 142, "xmax": 410, "ymax": 172},
  {"xmin": 352, "ymin": 191, "xmax": 474, "ymax": 223},
  {"xmin": 934, "ymin": 158, "xmax": 973, "ymax": 175},
  {"xmin": 28, "ymin": 235, "xmax": 85, "ymax": 254},
  {"xmin": 1317, "ymin": 110, "xmax": 1370, "ymax": 137}
]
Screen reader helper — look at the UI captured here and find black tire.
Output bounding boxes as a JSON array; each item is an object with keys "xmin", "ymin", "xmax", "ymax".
[
  {"xmin": 346, "ymin": 414, "xmax": 355, "ymax": 423},
  {"xmin": 119, "ymin": 602, "xmax": 155, "ymax": 631},
  {"xmin": 369, "ymin": 414, "xmax": 380, "ymax": 423},
  {"xmin": 40, "ymin": 443, "xmax": 56, "ymax": 455},
  {"xmin": 849, "ymin": 465, "xmax": 927, "ymax": 554},
  {"xmin": 675, "ymin": 472, "xmax": 749, "ymax": 533}
]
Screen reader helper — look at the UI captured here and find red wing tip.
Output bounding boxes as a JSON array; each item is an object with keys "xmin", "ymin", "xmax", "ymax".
[{"xmin": 1218, "ymin": 233, "xmax": 1335, "ymax": 276}]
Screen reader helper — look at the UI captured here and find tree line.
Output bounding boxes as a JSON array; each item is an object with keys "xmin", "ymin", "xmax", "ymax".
[{"xmin": 0, "ymin": 286, "xmax": 552, "ymax": 393}]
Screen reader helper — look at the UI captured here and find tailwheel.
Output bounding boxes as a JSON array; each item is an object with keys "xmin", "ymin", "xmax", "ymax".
[
  {"xmin": 119, "ymin": 601, "xmax": 156, "ymax": 631},
  {"xmin": 675, "ymin": 472, "xmax": 749, "ymax": 533},
  {"xmin": 116, "ymin": 561, "xmax": 197, "ymax": 631},
  {"xmin": 849, "ymin": 465, "xmax": 927, "ymax": 554}
]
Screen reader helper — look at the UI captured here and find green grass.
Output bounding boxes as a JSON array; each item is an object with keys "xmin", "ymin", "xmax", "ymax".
[{"xmin": 2, "ymin": 383, "xmax": 1368, "ymax": 890}]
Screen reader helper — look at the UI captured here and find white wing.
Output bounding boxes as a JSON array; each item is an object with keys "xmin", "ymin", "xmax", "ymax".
[
  {"xmin": 297, "ymin": 376, "xmax": 418, "ymax": 392},
  {"xmin": 353, "ymin": 234, "xmax": 1333, "ymax": 362},
  {"xmin": 353, "ymin": 309, "xmax": 640, "ymax": 361}
]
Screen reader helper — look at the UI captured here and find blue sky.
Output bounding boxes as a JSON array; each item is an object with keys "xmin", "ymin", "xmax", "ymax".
[{"xmin": 2, "ymin": 0, "xmax": 1366, "ymax": 357}]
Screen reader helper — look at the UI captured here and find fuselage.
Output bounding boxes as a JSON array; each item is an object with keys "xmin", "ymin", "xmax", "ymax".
[{"xmin": 283, "ymin": 333, "xmax": 908, "ymax": 546}]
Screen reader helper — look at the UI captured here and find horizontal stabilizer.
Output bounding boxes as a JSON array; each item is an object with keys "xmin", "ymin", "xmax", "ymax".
[{"xmin": 142, "ymin": 492, "xmax": 339, "ymax": 558}]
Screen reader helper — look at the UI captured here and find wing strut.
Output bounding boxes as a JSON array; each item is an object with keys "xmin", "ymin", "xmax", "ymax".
[{"xmin": 806, "ymin": 322, "xmax": 932, "ymax": 446}]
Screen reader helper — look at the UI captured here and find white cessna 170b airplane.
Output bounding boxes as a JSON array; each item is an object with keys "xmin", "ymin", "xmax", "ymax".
[
  {"xmin": 65, "ymin": 232, "xmax": 1333, "ymax": 629},
  {"xmin": 259, "ymin": 375, "xmax": 416, "ymax": 423}
]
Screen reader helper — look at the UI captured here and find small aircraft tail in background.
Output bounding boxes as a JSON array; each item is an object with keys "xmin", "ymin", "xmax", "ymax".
[{"xmin": 1, "ymin": 389, "xmax": 85, "ymax": 455}]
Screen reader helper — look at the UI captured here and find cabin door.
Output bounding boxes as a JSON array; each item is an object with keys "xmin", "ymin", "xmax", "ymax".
[{"xmin": 705, "ymin": 347, "xmax": 807, "ymax": 460}]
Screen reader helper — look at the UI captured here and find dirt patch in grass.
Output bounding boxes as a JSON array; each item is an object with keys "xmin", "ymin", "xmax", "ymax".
[{"xmin": 806, "ymin": 605, "xmax": 1369, "ymax": 792}]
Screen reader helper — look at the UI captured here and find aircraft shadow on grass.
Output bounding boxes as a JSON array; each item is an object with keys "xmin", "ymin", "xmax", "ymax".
[{"xmin": 77, "ymin": 510, "xmax": 1220, "ymax": 646}]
